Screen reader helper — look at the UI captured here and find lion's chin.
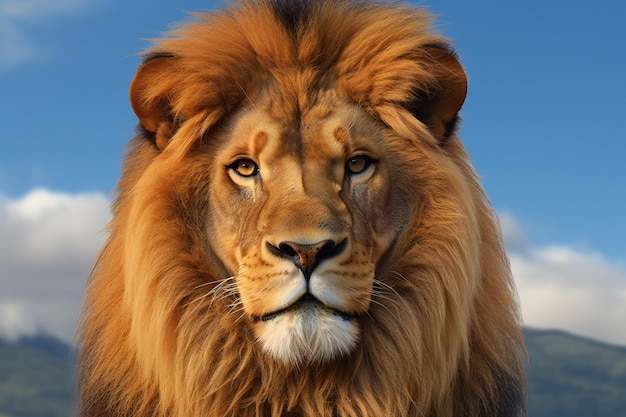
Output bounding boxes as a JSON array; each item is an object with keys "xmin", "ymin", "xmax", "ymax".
[{"xmin": 254, "ymin": 299, "xmax": 360, "ymax": 366}]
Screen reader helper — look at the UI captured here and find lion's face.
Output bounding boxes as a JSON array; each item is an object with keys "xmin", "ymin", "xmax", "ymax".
[
  {"xmin": 78, "ymin": 2, "xmax": 527, "ymax": 415},
  {"xmin": 207, "ymin": 92, "xmax": 405, "ymax": 364}
]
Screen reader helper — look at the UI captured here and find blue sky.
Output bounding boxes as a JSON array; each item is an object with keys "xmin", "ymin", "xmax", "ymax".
[{"xmin": 1, "ymin": 0, "xmax": 625, "ymax": 344}]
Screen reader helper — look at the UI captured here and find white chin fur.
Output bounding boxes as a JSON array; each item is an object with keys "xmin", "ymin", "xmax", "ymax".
[{"xmin": 256, "ymin": 307, "xmax": 360, "ymax": 366}]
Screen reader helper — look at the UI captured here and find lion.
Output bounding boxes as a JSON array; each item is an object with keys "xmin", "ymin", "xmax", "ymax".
[{"xmin": 77, "ymin": 0, "xmax": 526, "ymax": 416}]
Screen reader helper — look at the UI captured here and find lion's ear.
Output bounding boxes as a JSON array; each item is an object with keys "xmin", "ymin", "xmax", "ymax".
[
  {"xmin": 130, "ymin": 56, "xmax": 179, "ymax": 149},
  {"xmin": 408, "ymin": 46, "xmax": 467, "ymax": 143}
]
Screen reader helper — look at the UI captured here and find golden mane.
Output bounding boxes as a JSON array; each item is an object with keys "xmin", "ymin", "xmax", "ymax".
[{"xmin": 78, "ymin": 1, "xmax": 526, "ymax": 416}]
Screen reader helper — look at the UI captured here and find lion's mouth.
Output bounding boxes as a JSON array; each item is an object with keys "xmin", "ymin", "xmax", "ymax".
[{"xmin": 259, "ymin": 293, "xmax": 359, "ymax": 322}]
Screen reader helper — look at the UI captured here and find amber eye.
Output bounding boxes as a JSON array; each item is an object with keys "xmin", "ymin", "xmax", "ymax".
[
  {"xmin": 345, "ymin": 155, "xmax": 373, "ymax": 176},
  {"xmin": 230, "ymin": 159, "xmax": 259, "ymax": 177}
]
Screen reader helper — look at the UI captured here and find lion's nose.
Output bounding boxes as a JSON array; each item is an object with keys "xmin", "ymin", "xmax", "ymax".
[{"xmin": 267, "ymin": 239, "xmax": 347, "ymax": 279}]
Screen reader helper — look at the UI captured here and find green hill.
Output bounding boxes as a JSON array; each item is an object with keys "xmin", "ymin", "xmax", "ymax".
[
  {"xmin": 0, "ymin": 335, "xmax": 76, "ymax": 417},
  {"xmin": 0, "ymin": 329, "xmax": 625, "ymax": 416},
  {"xmin": 523, "ymin": 328, "xmax": 626, "ymax": 417}
]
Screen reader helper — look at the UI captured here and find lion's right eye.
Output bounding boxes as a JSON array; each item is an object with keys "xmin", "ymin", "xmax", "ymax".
[
  {"xmin": 230, "ymin": 159, "xmax": 259, "ymax": 177},
  {"xmin": 346, "ymin": 155, "xmax": 372, "ymax": 175},
  {"xmin": 345, "ymin": 154, "xmax": 375, "ymax": 179}
]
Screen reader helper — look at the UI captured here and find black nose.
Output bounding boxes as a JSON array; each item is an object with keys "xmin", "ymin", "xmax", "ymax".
[{"xmin": 267, "ymin": 239, "xmax": 347, "ymax": 279}]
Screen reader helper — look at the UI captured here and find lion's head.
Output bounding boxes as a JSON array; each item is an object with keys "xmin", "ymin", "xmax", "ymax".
[{"xmin": 78, "ymin": 1, "xmax": 526, "ymax": 416}]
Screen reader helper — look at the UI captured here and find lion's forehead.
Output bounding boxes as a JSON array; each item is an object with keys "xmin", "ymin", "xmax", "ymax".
[{"xmin": 224, "ymin": 94, "xmax": 374, "ymax": 169}]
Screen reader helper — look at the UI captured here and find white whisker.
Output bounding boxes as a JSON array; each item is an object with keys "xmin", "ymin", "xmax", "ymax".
[
  {"xmin": 369, "ymin": 278, "xmax": 402, "ymax": 316},
  {"xmin": 185, "ymin": 276, "xmax": 239, "ymax": 309}
]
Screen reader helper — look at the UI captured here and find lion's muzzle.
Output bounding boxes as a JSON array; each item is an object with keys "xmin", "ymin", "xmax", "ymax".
[{"xmin": 248, "ymin": 236, "xmax": 366, "ymax": 365}]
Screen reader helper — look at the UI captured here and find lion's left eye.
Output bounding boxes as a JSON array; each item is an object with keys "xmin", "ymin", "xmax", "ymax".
[
  {"xmin": 345, "ymin": 155, "xmax": 374, "ymax": 176},
  {"xmin": 230, "ymin": 159, "xmax": 259, "ymax": 177}
]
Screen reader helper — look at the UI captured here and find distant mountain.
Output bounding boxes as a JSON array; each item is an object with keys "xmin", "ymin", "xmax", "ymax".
[
  {"xmin": 523, "ymin": 328, "xmax": 626, "ymax": 417},
  {"xmin": 0, "ymin": 329, "xmax": 625, "ymax": 417},
  {"xmin": 0, "ymin": 334, "xmax": 76, "ymax": 417},
  {"xmin": 13, "ymin": 334, "xmax": 76, "ymax": 362}
]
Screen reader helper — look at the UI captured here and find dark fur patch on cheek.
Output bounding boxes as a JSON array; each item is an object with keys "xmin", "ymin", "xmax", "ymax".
[{"xmin": 442, "ymin": 114, "xmax": 461, "ymax": 142}]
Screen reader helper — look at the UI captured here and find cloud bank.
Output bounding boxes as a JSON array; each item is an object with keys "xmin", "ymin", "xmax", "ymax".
[
  {"xmin": 500, "ymin": 212, "xmax": 626, "ymax": 346},
  {"xmin": 0, "ymin": 189, "xmax": 110, "ymax": 341},
  {"xmin": 0, "ymin": 0, "xmax": 88, "ymax": 67},
  {"xmin": 0, "ymin": 190, "xmax": 625, "ymax": 347}
]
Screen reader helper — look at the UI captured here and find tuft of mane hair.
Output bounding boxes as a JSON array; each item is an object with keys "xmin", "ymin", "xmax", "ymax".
[{"xmin": 77, "ymin": 0, "xmax": 527, "ymax": 416}]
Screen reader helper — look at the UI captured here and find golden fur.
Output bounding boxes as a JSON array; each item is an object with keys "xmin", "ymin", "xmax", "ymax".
[{"xmin": 78, "ymin": 1, "xmax": 526, "ymax": 416}]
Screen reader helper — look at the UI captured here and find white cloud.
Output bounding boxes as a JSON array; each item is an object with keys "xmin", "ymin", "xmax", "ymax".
[
  {"xmin": 0, "ymin": 0, "xmax": 89, "ymax": 68},
  {"xmin": 0, "ymin": 302, "xmax": 35, "ymax": 340},
  {"xmin": 501, "ymin": 213, "xmax": 626, "ymax": 347},
  {"xmin": 0, "ymin": 189, "xmax": 110, "ymax": 341}
]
